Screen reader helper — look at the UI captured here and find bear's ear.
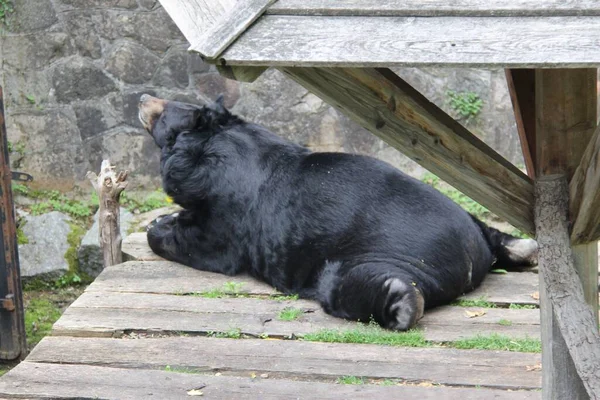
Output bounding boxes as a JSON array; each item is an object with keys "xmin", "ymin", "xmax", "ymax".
[{"xmin": 193, "ymin": 106, "xmax": 208, "ymax": 130}]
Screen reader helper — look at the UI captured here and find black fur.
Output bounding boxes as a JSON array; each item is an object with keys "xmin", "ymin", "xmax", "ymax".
[{"xmin": 145, "ymin": 98, "xmax": 535, "ymax": 330}]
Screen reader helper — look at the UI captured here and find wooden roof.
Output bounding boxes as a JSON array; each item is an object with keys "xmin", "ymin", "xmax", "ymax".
[{"xmin": 161, "ymin": 0, "xmax": 600, "ymax": 67}]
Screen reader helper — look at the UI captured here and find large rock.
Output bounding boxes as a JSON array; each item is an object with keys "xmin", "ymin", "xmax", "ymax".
[
  {"xmin": 105, "ymin": 42, "xmax": 160, "ymax": 84},
  {"xmin": 77, "ymin": 208, "xmax": 133, "ymax": 277},
  {"xmin": 18, "ymin": 212, "xmax": 71, "ymax": 278},
  {"xmin": 52, "ymin": 59, "xmax": 117, "ymax": 103}
]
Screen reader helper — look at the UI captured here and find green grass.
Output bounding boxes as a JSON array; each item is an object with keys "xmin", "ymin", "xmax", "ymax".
[
  {"xmin": 452, "ymin": 296, "xmax": 497, "ymax": 308},
  {"xmin": 451, "ymin": 334, "xmax": 541, "ymax": 353},
  {"xmin": 498, "ymin": 319, "xmax": 512, "ymax": 326},
  {"xmin": 194, "ymin": 282, "xmax": 247, "ymax": 298},
  {"xmin": 0, "ymin": 366, "xmax": 9, "ymax": 377},
  {"xmin": 164, "ymin": 365, "xmax": 202, "ymax": 374},
  {"xmin": 303, "ymin": 323, "xmax": 429, "ymax": 348},
  {"xmin": 337, "ymin": 376, "xmax": 365, "ymax": 385},
  {"xmin": 278, "ymin": 307, "xmax": 304, "ymax": 321},
  {"xmin": 509, "ymin": 303, "xmax": 537, "ymax": 310},
  {"xmin": 273, "ymin": 294, "xmax": 300, "ymax": 301},
  {"xmin": 206, "ymin": 328, "xmax": 242, "ymax": 339},
  {"xmin": 25, "ymin": 298, "xmax": 62, "ymax": 347},
  {"xmin": 120, "ymin": 190, "xmax": 172, "ymax": 214}
]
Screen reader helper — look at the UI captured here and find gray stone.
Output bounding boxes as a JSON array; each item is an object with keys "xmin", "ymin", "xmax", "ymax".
[
  {"xmin": 74, "ymin": 99, "xmax": 121, "ymax": 140},
  {"xmin": 137, "ymin": 0, "xmax": 158, "ymax": 10},
  {"xmin": 190, "ymin": 54, "xmax": 211, "ymax": 74},
  {"xmin": 56, "ymin": 0, "xmax": 137, "ymax": 10},
  {"xmin": 2, "ymin": 68, "xmax": 52, "ymax": 108},
  {"xmin": 5, "ymin": 0, "xmax": 57, "ymax": 33},
  {"xmin": 7, "ymin": 109, "xmax": 86, "ymax": 192},
  {"xmin": 1, "ymin": 32, "xmax": 74, "ymax": 70},
  {"xmin": 152, "ymin": 46, "xmax": 190, "ymax": 89},
  {"xmin": 52, "ymin": 59, "xmax": 117, "ymax": 103},
  {"xmin": 78, "ymin": 207, "xmax": 133, "ymax": 277},
  {"xmin": 105, "ymin": 42, "xmax": 159, "ymax": 84},
  {"xmin": 18, "ymin": 212, "xmax": 71, "ymax": 278},
  {"xmin": 64, "ymin": 11, "xmax": 103, "ymax": 59}
]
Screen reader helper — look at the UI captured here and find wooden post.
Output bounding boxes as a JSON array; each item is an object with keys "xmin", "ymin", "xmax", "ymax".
[
  {"xmin": 86, "ymin": 160, "xmax": 128, "ymax": 268},
  {"xmin": 534, "ymin": 69, "xmax": 599, "ymax": 400},
  {"xmin": 0, "ymin": 86, "xmax": 27, "ymax": 361}
]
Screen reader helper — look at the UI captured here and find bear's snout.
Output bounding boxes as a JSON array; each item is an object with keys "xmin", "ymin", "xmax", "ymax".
[{"xmin": 138, "ymin": 94, "xmax": 168, "ymax": 131}]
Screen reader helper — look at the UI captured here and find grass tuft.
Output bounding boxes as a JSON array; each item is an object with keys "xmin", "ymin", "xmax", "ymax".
[
  {"xmin": 278, "ymin": 307, "xmax": 304, "ymax": 321},
  {"xmin": 509, "ymin": 303, "xmax": 537, "ymax": 310},
  {"xmin": 498, "ymin": 319, "xmax": 512, "ymax": 326},
  {"xmin": 303, "ymin": 323, "xmax": 428, "ymax": 348},
  {"xmin": 206, "ymin": 328, "xmax": 242, "ymax": 339},
  {"xmin": 451, "ymin": 334, "xmax": 541, "ymax": 353},
  {"xmin": 337, "ymin": 376, "xmax": 365, "ymax": 385},
  {"xmin": 452, "ymin": 296, "xmax": 497, "ymax": 308},
  {"xmin": 25, "ymin": 298, "xmax": 62, "ymax": 347}
]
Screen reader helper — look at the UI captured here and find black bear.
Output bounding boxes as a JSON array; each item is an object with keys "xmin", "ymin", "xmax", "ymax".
[{"xmin": 139, "ymin": 94, "xmax": 537, "ymax": 331}]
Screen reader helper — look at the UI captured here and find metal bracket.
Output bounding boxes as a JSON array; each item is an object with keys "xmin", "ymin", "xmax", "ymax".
[
  {"xmin": 1, "ymin": 294, "xmax": 15, "ymax": 311},
  {"xmin": 11, "ymin": 172, "xmax": 33, "ymax": 182}
]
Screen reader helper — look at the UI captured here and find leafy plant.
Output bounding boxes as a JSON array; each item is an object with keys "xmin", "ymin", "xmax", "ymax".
[
  {"xmin": 25, "ymin": 95, "xmax": 35, "ymax": 105},
  {"xmin": 120, "ymin": 190, "xmax": 171, "ymax": 213},
  {"xmin": 0, "ymin": 0, "xmax": 14, "ymax": 26},
  {"xmin": 452, "ymin": 296, "xmax": 497, "ymax": 308},
  {"xmin": 447, "ymin": 90, "xmax": 483, "ymax": 120},
  {"xmin": 278, "ymin": 307, "xmax": 304, "ymax": 321}
]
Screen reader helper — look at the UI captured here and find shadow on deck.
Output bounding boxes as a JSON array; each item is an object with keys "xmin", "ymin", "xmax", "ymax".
[{"xmin": 0, "ymin": 232, "xmax": 543, "ymax": 399}]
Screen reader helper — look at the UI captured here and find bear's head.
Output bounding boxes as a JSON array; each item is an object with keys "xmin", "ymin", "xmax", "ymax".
[{"xmin": 138, "ymin": 94, "xmax": 231, "ymax": 148}]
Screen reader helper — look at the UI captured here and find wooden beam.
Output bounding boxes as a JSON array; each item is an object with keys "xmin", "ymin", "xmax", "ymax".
[
  {"xmin": 216, "ymin": 65, "xmax": 268, "ymax": 82},
  {"xmin": 268, "ymin": 0, "xmax": 600, "ymax": 17},
  {"xmin": 505, "ymin": 69, "xmax": 536, "ymax": 178},
  {"xmin": 0, "ymin": 86, "xmax": 27, "ymax": 361},
  {"xmin": 158, "ymin": 0, "xmax": 236, "ymax": 50},
  {"xmin": 190, "ymin": 0, "xmax": 276, "ymax": 59},
  {"xmin": 534, "ymin": 69, "xmax": 599, "ymax": 400},
  {"xmin": 570, "ymin": 125, "xmax": 600, "ymax": 244},
  {"xmin": 280, "ymin": 67, "xmax": 534, "ymax": 233},
  {"xmin": 221, "ymin": 16, "xmax": 600, "ymax": 68},
  {"xmin": 534, "ymin": 175, "xmax": 600, "ymax": 399}
]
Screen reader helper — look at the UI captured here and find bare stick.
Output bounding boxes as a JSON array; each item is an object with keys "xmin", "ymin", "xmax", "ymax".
[{"xmin": 86, "ymin": 160, "xmax": 129, "ymax": 268}]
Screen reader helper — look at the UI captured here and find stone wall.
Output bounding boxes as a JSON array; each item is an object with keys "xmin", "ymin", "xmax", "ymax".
[{"xmin": 0, "ymin": 0, "xmax": 524, "ymax": 192}]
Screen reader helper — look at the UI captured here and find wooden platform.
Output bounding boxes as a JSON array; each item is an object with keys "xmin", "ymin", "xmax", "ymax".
[{"xmin": 0, "ymin": 233, "xmax": 543, "ymax": 399}]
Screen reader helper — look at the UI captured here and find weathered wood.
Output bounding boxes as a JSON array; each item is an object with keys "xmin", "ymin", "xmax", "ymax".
[
  {"xmin": 86, "ymin": 261, "xmax": 278, "ymax": 295},
  {"xmin": 534, "ymin": 70, "xmax": 597, "ymax": 178},
  {"xmin": 29, "ymin": 336, "xmax": 542, "ymax": 390},
  {"xmin": 0, "ymin": 362, "xmax": 542, "ymax": 400},
  {"xmin": 220, "ymin": 16, "xmax": 600, "ymax": 67},
  {"xmin": 570, "ymin": 125, "xmax": 600, "ymax": 244},
  {"xmin": 281, "ymin": 67, "xmax": 534, "ymax": 233},
  {"xmin": 158, "ymin": 0, "xmax": 236, "ymax": 50},
  {"xmin": 506, "ymin": 69, "xmax": 536, "ymax": 178},
  {"xmin": 0, "ymin": 86, "xmax": 26, "ymax": 361},
  {"xmin": 123, "ymin": 233, "xmax": 540, "ymax": 306},
  {"xmin": 534, "ymin": 175, "xmax": 600, "ymax": 399},
  {"xmin": 216, "ymin": 65, "xmax": 268, "ymax": 82},
  {"xmin": 460, "ymin": 272, "xmax": 539, "ymax": 306},
  {"xmin": 53, "ymin": 291, "xmax": 540, "ymax": 342},
  {"xmin": 268, "ymin": 0, "xmax": 600, "ymax": 17},
  {"xmin": 86, "ymin": 160, "xmax": 128, "ymax": 268},
  {"xmin": 191, "ymin": 0, "xmax": 276, "ymax": 58}
]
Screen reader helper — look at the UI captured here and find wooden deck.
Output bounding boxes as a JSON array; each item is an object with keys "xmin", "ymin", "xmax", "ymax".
[{"xmin": 0, "ymin": 232, "xmax": 543, "ymax": 399}]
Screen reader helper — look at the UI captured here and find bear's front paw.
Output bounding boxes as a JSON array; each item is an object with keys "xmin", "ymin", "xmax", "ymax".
[{"xmin": 146, "ymin": 212, "xmax": 179, "ymax": 232}]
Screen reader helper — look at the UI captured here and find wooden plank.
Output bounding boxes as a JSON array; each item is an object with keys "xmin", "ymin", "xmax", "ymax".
[
  {"xmin": 122, "ymin": 234, "xmax": 540, "ymax": 306},
  {"xmin": 570, "ymin": 125, "xmax": 600, "ymax": 244},
  {"xmin": 86, "ymin": 261, "xmax": 278, "ymax": 295},
  {"xmin": 506, "ymin": 69, "xmax": 536, "ymax": 178},
  {"xmin": 534, "ymin": 175, "xmax": 600, "ymax": 399},
  {"xmin": 191, "ymin": 0, "xmax": 276, "ymax": 59},
  {"xmin": 282, "ymin": 67, "xmax": 534, "ymax": 233},
  {"xmin": 0, "ymin": 362, "xmax": 542, "ymax": 400},
  {"xmin": 220, "ymin": 16, "xmax": 600, "ymax": 68},
  {"xmin": 158, "ymin": 0, "xmax": 236, "ymax": 51},
  {"xmin": 268, "ymin": 0, "xmax": 600, "ymax": 17},
  {"xmin": 28, "ymin": 336, "xmax": 542, "ymax": 390},
  {"xmin": 421, "ymin": 307, "xmax": 540, "ymax": 341},
  {"xmin": 122, "ymin": 232, "xmax": 165, "ymax": 262},
  {"xmin": 459, "ymin": 272, "xmax": 539, "ymax": 306},
  {"xmin": 52, "ymin": 291, "xmax": 540, "ymax": 342},
  {"xmin": 216, "ymin": 65, "xmax": 268, "ymax": 82}
]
